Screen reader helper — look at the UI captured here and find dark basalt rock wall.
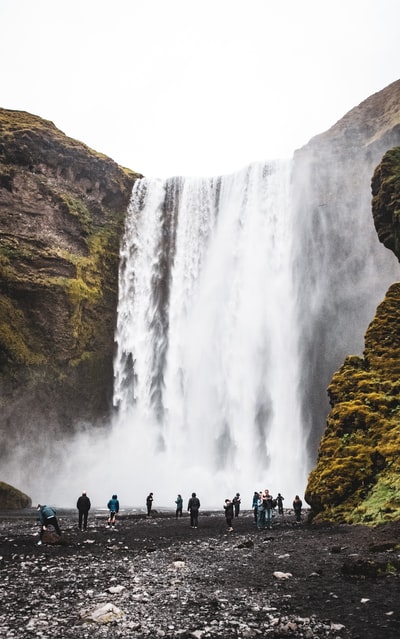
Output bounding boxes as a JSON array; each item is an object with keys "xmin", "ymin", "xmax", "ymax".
[
  {"xmin": 372, "ymin": 147, "xmax": 400, "ymax": 256},
  {"xmin": 305, "ymin": 144, "xmax": 400, "ymax": 524},
  {"xmin": 0, "ymin": 109, "xmax": 141, "ymax": 457}
]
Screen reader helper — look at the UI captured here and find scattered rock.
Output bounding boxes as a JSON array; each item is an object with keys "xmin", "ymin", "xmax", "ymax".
[
  {"xmin": 1, "ymin": 511, "xmax": 400, "ymax": 638},
  {"xmin": 79, "ymin": 602, "xmax": 123, "ymax": 623}
]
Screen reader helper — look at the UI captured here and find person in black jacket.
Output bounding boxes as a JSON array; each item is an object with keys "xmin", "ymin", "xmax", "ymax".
[
  {"xmin": 187, "ymin": 492, "xmax": 200, "ymax": 528},
  {"xmin": 224, "ymin": 499, "xmax": 234, "ymax": 531},
  {"xmin": 146, "ymin": 492, "xmax": 153, "ymax": 517},
  {"xmin": 264, "ymin": 489, "xmax": 274, "ymax": 529},
  {"xmin": 76, "ymin": 491, "xmax": 91, "ymax": 531},
  {"xmin": 293, "ymin": 495, "xmax": 303, "ymax": 522},
  {"xmin": 276, "ymin": 492, "xmax": 284, "ymax": 515},
  {"xmin": 232, "ymin": 493, "xmax": 241, "ymax": 517}
]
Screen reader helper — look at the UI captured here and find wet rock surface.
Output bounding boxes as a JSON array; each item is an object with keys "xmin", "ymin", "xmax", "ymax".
[{"xmin": 0, "ymin": 510, "xmax": 399, "ymax": 638}]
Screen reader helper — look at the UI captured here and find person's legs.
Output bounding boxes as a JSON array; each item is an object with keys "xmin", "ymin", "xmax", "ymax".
[
  {"xmin": 107, "ymin": 511, "xmax": 116, "ymax": 526},
  {"xmin": 83, "ymin": 511, "xmax": 88, "ymax": 530},
  {"xmin": 45, "ymin": 516, "xmax": 61, "ymax": 536},
  {"xmin": 78, "ymin": 511, "xmax": 83, "ymax": 529}
]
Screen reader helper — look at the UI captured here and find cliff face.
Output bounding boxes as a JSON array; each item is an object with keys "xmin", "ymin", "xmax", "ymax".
[
  {"xmin": 0, "ymin": 109, "xmax": 141, "ymax": 457},
  {"xmin": 291, "ymin": 79, "xmax": 400, "ymax": 460},
  {"xmin": 305, "ymin": 147, "xmax": 400, "ymax": 524}
]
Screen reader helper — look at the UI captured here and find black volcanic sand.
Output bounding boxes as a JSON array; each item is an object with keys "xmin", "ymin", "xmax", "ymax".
[{"xmin": 1, "ymin": 509, "xmax": 400, "ymax": 638}]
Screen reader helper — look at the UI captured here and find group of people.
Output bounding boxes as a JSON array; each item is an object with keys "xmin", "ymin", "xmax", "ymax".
[
  {"xmin": 35, "ymin": 489, "xmax": 303, "ymax": 543},
  {"xmin": 250, "ymin": 490, "xmax": 303, "ymax": 529},
  {"xmin": 149, "ymin": 491, "xmax": 201, "ymax": 527}
]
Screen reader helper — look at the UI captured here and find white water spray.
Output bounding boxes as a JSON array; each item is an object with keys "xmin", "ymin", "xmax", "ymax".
[{"xmin": 112, "ymin": 161, "xmax": 307, "ymax": 507}]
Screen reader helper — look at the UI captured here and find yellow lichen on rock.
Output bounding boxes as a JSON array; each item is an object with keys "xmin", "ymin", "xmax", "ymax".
[{"xmin": 306, "ymin": 150, "xmax": 400, "ymax": 525}]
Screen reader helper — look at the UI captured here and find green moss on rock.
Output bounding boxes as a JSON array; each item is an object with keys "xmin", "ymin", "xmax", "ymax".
[
  {"xmin": 0, "ymin": 481, "xmax": 31, "ymax": 510},
  {"xmin": 306, "ymin": 281, "xmax": 400, "ymax": 525},
  {"xmin": 0, "ymin": 107, "xmax": 142, "ymax": 453},
  {"xmin": 305, "ymin": 147, "xmax": 400, "ymax": 525}
]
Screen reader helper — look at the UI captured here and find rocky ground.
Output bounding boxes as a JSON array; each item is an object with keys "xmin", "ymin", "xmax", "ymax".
[{"xmin": 0, "ymin": 509, "xmax": 399, "ymax": 638}]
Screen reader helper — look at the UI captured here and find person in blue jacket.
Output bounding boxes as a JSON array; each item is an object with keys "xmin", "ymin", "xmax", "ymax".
[
  {"xmin": 107, "ymin": 494, "xmax": 119, "ymax": 528},
  {"xmin": 252, "ymin": 491, "xmax": 259, "ymax": 523},
  {"xmin": 175, "ymin": 494, "xmax": 183, "ymax": 518},
  {"xmin": 37, "ymin": 504, "xmax": 61, "ymax": 544}
]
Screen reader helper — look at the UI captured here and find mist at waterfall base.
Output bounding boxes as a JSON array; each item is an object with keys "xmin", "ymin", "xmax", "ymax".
[
  {"xmin": 111, "ymin": 161, "xmax": 307, "ymax": 510},
  {"xmin": 17, "ymin": 161, "xmax": 306, "ymax": 510},
  {"xmin": 9, "ymin": 151, "xmax": 398, "ymax": 511}
]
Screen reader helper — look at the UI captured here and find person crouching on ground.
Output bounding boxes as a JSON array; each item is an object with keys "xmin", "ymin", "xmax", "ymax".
[
  {"xmin": 37, "ymin": 504, "xmax": 61, "ymax": 545},
  {"xmin": 224, "ymin": 498, "xmax": 234, "ymax": 532},
  {"xmin": 107, "ymin": 494, "xmax": 119, "ymax": 528}
]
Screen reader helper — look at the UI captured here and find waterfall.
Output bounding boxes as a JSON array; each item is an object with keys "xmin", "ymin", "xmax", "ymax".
[{"xmin": 113, "ymin": 161, "xmax": 308, "ymax": 507}]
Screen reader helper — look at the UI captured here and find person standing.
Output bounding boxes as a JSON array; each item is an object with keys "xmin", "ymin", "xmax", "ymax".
[
  {"xmin": 107, "ymin": 494, "xmax": 119, "ymax": 528},
  {"xmin": 76, "ymin": 491, "xmax": 91, "ymax": 531},
  {"xmin": 224, "ymin": 499, "xmax": 234, "ymax": 531},
  {"xmin": 257, "ymin": 491, "xmax": 265, "ymax": 529},
  {"xmin": 146, "ymin": 492, "xmax": 153, "ymax": 516},
  {"xmin": 252, "ymin": 491, "xmax": 259, "ymax": 524},
  {"xmin": 175, "ymin": 494, "xmax": 183, "ymax": 518},
  {"xmin": 264, "ymin": 489, "xmax": 274, "ymax": 529},
  {"xmin": 37, "ymin": 504, "xmax": 61, "ymax": 545},
  {"xmin": 276, "ymin": 493, "xmax": 284, "ymax": 515},
  {"xmin": 187, "ymin": 492, "xmax": 200, "ymax": 528},
  {"xmin": 232, "ymin": 493, "xmax": 241, "ymax": 517},
  {"xmin": 293, "ymin": 495, "xmax": 303, "ymax": 522}
]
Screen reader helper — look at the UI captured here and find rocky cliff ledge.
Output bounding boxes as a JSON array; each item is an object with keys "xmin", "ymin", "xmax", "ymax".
[
  {"xmin": 306, "ymin": 147, "xmax": 400, "ymax": 524},
  {"xmin": 0, "ymin": 109, "xmax": 141, "ymax": 457}
]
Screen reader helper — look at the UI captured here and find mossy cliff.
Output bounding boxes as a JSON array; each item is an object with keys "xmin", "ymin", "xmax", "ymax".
[
  {"xmin": 0, "ymin": 109, "xmax": 141, "ymax": 456},
  {"xmin": 306, "ymin": 147, "xmax": 400, "ymax": 524},
  {"xmin": 0, "ymin": 480, "xmax": 31, "ymax": 509}
]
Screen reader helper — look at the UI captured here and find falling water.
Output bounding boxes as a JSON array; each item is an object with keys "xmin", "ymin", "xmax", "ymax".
[{"xmin": 113, "ymin": 161, "xmax": 308, "ymax": 507}]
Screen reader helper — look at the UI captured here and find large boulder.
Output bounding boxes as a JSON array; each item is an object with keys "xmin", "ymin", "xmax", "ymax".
[{"xmin": 0, "ymin": 480, "xmax": 31, "ymax": 509}]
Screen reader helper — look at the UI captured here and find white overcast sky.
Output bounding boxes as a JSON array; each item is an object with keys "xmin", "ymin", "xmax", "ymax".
[{"xmin": 1, "ymin": 0, "xmax": 399, "ymax": 178}]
